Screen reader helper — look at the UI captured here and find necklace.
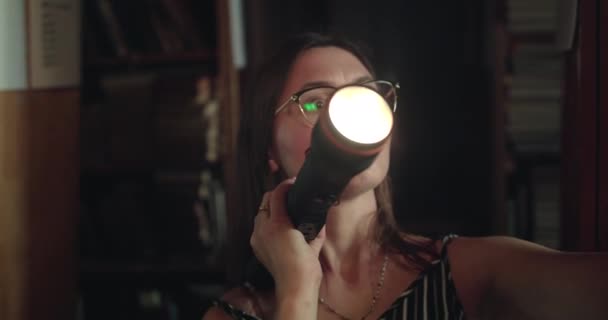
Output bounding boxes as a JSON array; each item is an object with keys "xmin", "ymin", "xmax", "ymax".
[{"xmin": 318, "ymin": 254, "xmax": 389, "ymax": 320}]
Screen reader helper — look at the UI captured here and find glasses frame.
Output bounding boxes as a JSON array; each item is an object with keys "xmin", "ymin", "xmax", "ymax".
[{"xmin": 274, "ymin": 80, "xmax": 400, "ymax": 127}]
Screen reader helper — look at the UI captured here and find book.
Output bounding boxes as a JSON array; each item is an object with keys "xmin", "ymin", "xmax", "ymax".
[{"xmin": 95, "ymin": 0, "xmax": 129, "ymax": 57}]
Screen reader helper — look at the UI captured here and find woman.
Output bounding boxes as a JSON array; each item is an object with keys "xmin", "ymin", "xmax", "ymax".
[{"xmin": 204, "ymin": 33, "xmax": 608, "ymax": 320}]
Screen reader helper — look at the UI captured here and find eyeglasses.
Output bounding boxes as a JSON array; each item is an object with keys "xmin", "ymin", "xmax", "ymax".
[{"xmin": 274, "ymin": 80, "xmax": 399, "ymax": 127}]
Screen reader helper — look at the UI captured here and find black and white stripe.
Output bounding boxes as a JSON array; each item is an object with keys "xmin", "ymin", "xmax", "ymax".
[{"xmin": 379, "ymin": 234, "xmax": 465, "ymax": 320}]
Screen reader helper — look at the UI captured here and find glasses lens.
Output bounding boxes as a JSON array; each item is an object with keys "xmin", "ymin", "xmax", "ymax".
[
  {"xmin": 362, "ymin": 81, "xmax": 397, "ymax": 112},
  {"xmin": 298, "ymin": 87, "xmax": 334, "ymax": 124}
]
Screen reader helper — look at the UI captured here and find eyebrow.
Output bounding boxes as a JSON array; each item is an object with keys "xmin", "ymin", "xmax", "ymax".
[{"xmin": 299, "ymin": 75, "xmax": 374, "ymax": 91}]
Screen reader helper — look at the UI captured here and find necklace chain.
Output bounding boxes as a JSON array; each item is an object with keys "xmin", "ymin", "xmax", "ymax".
[{"xmin": 318, "ymin": 254, "xmax": 389, "ymax": 320}]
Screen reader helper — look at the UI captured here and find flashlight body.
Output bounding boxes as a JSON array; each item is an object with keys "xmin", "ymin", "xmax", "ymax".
[
  {"xmin": 287, "ymin": 122, "xmax": 378, "ymax": 241},
  {"xmin": 245, "ymin": 122, "xmax": 380, "ymax": 289},
  {"xmin": 246, "ymin": 85, "xmax": 392, "ymax": 289}
]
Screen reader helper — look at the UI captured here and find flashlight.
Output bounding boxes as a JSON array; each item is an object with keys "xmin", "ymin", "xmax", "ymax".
[
  {"xmin": 287, "ymin": 84, "xmax": 394, "ymax": 240},
  {"xmin": 246, "ymin": 84, "xmax": 394, "ymax": 288}
]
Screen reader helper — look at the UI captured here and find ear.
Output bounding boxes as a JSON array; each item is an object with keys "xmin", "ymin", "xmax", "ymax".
[{"xmin": 267, "ymin": 149, "xmax": 280, "ymax": 173}]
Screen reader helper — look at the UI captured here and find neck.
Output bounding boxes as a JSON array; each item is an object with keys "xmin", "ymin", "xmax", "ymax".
[{"xmin": 320, "ymin": 189, "xmax": 379, "ymax": 278}]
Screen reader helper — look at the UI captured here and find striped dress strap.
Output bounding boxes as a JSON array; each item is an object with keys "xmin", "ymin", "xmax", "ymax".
[
  {"xmin": 440, "ymin": 234, "xmax": 460, "ymax": 259},
  {"xmin": 379, "ymin": 234, "xmax": 466, "ymax": 320}
]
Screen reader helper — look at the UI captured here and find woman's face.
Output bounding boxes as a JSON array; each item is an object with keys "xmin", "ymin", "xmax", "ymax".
[{"xmin": 270, "ymin": 46, "xmax": 391, "ymax": 199}]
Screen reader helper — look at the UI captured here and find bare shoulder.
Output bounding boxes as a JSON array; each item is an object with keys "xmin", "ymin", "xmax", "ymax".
[
  {"xmin": 443, "ymin": 236, "xmax": 560, "ymax": 316},
  {"xmin": 439, "ymin": 236, "xmax": 489, "ymax": 318},
  {"xmin": 451, "ymin": 236, "xmax": 561, "ymax": 271},
  {"xmin": 452, "ymin": 236, "xmax": 608, "ymax": 319},
  {"xmin": 439, "ymin": 236, "xmax": 551, "ymax": 317},
  {"xmin": 448, "ymin": 235, "xmax": 558, "ymax": 265},
  {"xmin": 201, "ymin": 286, "xmax": 263, "ymax": 320}
]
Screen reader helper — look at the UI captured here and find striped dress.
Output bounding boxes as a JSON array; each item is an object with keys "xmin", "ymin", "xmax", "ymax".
[
  {"xmin": 214, "ymin": 234, "xmax": 466, "ymax": 320},
  {"xmin": 378, "ymin": 234, "xmax": 465, "ymax": 319}
]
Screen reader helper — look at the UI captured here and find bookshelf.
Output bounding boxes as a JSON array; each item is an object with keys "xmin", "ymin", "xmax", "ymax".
[
  {"xmin": 78, "ymin": 0, "xmax": 239, "ymax": 319},
  {"xmin": 503, "ymin": 0, "xmax": 563, "ymax": 246}
]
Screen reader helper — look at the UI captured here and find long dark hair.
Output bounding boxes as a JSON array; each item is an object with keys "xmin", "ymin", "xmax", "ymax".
[{"xmin": 227, "ymin": 33, "xmax": 437, "ymax": 286}]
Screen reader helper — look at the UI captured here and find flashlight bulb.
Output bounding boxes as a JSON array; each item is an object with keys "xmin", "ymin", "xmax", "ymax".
[{"xmin": 328, "ymin": 86, "xmax": 393, "ymax": 145}]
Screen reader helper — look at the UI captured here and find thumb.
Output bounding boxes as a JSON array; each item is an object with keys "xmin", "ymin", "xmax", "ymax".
[{"xmin": 309, "ymin": 226, "xmax": 326, "ymax": 255}]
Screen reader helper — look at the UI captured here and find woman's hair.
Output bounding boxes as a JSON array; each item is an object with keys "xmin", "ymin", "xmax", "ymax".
[{"xmin": 227, "ymin": 32, "xmax": 437, "ymax": 285}]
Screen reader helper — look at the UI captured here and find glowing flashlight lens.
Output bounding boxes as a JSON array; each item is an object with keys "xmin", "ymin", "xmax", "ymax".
[{"xmin": 328, "ymin": 86, "xmax": 393, "ymax": 145}]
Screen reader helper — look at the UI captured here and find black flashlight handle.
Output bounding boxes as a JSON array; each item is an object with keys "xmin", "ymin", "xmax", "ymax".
[
  {"xmin": 246, "ymin": 123, "xmax": 379, "ymax": 290},
  {"xmin": 287, "ymin": 123, "xmax": 377, "ymax": 241}
]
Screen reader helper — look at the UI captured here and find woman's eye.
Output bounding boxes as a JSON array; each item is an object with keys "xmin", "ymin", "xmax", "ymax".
[{"xmin": 302, "ymin": 100, "xmax": 323, "ymax": 112}]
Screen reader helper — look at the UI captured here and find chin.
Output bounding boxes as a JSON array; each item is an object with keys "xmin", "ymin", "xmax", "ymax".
[
  {"xmin": 340, "ymin": 169, "xmax": 387, "ymax": 200},
  {"xmin": 340, "ymin": 148, "xmax": 390, "ymax": 198}
]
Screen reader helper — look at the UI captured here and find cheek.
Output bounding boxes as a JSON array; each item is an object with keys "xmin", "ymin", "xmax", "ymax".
[{"xmin": 274, "ymin": 121, "xmax": 312, "ymax": 177}]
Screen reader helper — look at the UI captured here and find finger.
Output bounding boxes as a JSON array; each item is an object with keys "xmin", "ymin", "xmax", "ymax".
[
  {"xmin": 253, "ymin": 193, "xmax": 271, "ymax": 232},
  {"xmin": 268, "ymin": 177, "xmax": 296, "ymax": 221},
  {"xmin": 251, "ymin": 208, "xmax": 268, "ymax": 252},
  {"xmin": 309, "ymin": 226, "xmax": 326, "ymax": 255},
  {"xmin": 257, "ymin": 192, "xmax": 271, "ymax": 215}
]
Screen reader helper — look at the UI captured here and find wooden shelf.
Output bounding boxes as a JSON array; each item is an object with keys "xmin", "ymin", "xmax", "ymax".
[
  {"xmin": 77, "ymin": 0, "xmax": 239, "ymax": 296},
  {"xmin": 515, "ymin": 151, "xmax": 560, "ymax": 170},
  {"xmin": 85, "ymin": 50, "xmax": 217, "ymax": 73},
  {"xmin": 511, "ymin": 31, "xmax": 555, "ymax": 44}
]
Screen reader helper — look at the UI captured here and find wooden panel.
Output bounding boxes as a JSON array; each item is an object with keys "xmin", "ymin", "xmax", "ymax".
[
  {"xmin": 0, "ymin": 89, "xmax": 79, "ymax": 320},
  {"xmin": 577, "ymin": 0, "xmax": 599, "ymax": 251},
  {"xmin": 493, "ymin": 20, "xmax": 507, "ymax": 235},
  {"xmin": 599, "ymin": 0, "xmax": 608, "ymax": 250},
  {"xmin": 216, "ymin": 0, "xmax": 240, "ymax": 270},
  {"xmin": 0, "ymin": 92, "xmax": 28, "ymax": 320},
  {"xmin": 560, "ymin": 50, "xmax": 577, "ymax": 250},
  {"xmin": 561, "ymin": 0, "xmax": 599, "ymax": 251}
]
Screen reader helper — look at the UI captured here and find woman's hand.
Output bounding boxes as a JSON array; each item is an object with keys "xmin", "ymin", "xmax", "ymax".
[{"xmin": 250, "ymin": 178, "xmax": 326, "ymax": 301}]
